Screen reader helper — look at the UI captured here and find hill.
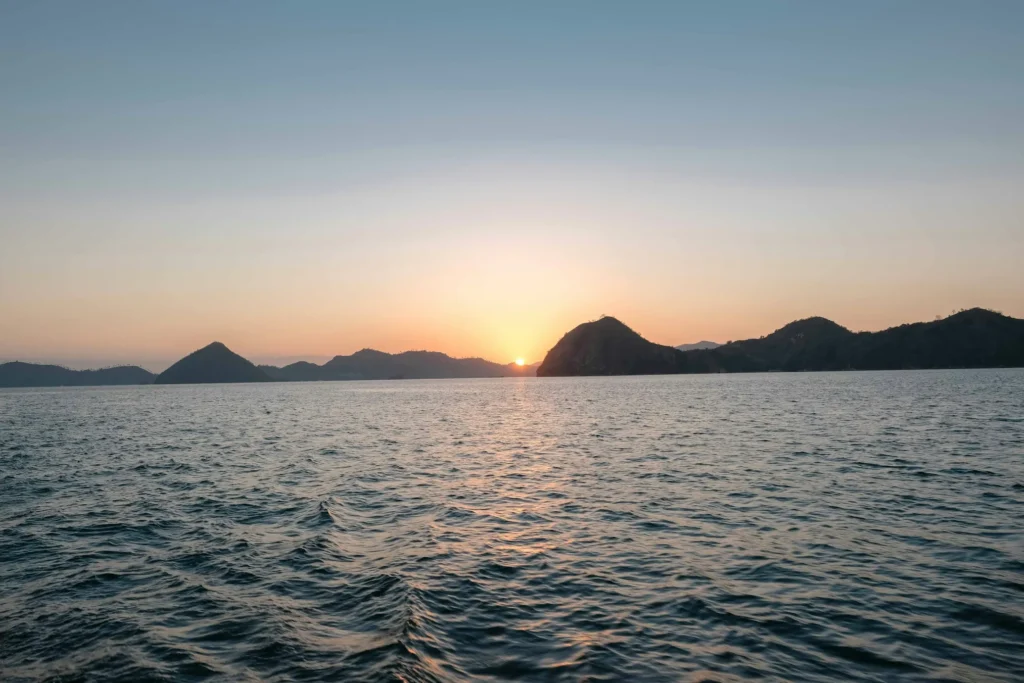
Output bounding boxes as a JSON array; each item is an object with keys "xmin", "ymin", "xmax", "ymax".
[
  {"xmin": 259, "ymin": 361, "xmax": 322, "ymax": 382},
  {"xmin": 537, "ymin": 316, "xmax": 689, "ymax": 376},
  {"xmin": 843, "ymin": 308, "xmax": 1024, "ymax": 370},
  {"xmin": 264, "ymin": 349, "xmax": 536, "ymax": 381},
  {"xmin": 716, "ymin": 316, "xmax": 856, "ymax": 372},
  {"xmin": 538, "ymin": 309, "xmax": 1024, "ymax": 376},
  {"xmin": 154, "ymin": 342, "xmax": 271, "ymax": 384},
  {"xmin": 0, "ymin": 362, "xmax": 155, "ymax": 388}
]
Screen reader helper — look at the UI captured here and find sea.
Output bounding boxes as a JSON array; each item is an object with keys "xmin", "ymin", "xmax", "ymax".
[{"xmin": 1, "ymin": 371, "xmax": 1022, "ymax": 682}]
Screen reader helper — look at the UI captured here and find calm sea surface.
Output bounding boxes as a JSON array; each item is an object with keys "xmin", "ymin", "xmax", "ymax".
[{"xmin": 1, "ymin": 372, "xmax": 1022, "ymax": 682}]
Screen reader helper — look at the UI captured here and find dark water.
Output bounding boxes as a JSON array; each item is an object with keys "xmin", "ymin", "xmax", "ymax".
[{"xmin": 2, "ymin": 372, "xmax": 1023, "ymax": 682}]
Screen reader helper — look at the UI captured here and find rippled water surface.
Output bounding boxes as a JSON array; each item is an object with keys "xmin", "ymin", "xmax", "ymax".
[{"xmin": 2, "ymin": 372, "xmax": 1023, "ymax": 682}]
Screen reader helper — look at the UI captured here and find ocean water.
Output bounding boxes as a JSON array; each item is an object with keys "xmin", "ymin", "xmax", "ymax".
[{"xmin": 1, "ymin": 371, "xmax": 1022, "ymax": 682}]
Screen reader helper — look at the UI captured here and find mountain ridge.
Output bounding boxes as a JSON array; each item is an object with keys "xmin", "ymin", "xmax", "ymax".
[
  {"xmin": 538, "ymin": 309, "xmax": 1024, "ymax": 376},
  {"xmin": 0, "ymin": 362, "xmax": 155, "ymax": 388},
  {"xmin": 3, "ymin": 308, "xmax": 1021, "ymax": 386}
]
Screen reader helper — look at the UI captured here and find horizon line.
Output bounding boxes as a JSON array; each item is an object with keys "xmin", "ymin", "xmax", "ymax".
[{"xmin": 0, "ymin": 306, "xmax": 1011, "ymax": 373}]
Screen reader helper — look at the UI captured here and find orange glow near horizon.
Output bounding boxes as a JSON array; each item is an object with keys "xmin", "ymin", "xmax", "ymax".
[
  {"xmin": 5, "ymin": 294, "xmax": 1023, "ymax": 372},
  {"xmin": 2, "ymin": 174, "xmax": 1023, "ymax": 370}
]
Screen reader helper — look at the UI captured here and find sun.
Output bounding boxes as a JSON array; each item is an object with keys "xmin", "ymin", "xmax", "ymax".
[{"xmin": 515, "ymin": 358, "xmax": 525, "ymax": 366}]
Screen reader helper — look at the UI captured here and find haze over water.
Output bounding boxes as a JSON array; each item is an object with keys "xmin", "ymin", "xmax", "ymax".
[{"xmin": 2, "ymin": 371, "xmax": 1022, "ymax": 681}]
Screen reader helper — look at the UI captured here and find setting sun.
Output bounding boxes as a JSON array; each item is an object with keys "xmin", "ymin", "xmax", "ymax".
[{"xmin": 515, "ymin": 358, "xmax": 525, "ymax": 366}]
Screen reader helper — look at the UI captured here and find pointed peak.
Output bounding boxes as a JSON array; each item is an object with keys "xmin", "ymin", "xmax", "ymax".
[{"xmin": 155, "ymin": 341, "xmax": 269, "ymax": 384}]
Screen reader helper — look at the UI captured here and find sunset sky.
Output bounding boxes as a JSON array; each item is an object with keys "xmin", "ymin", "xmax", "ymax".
[{"xmin": 2, "ymin": 2, "xmax": 1023, "ymax": 370}]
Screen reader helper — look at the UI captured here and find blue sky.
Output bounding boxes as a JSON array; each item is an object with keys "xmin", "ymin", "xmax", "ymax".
[{"xmin": 2, "ymin": 1, "xmax": 1022, "ymax": 368}]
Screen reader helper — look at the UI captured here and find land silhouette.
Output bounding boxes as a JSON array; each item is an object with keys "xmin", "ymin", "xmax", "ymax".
[
  {"xmin": 260, "ymin": 350, "xmax": 537, "ymax": 382},
  {"xmin": 1, "ymin": 308, "xmax": 1021, "ymax": 387},
  {"xmin": 537, "ymin": 308, "xmax": 1024, "ymax": 376},
  {"xmin": 154, "ymin": 342, "xmax": 271, "ymax": 384},
  {"xmin": 0, "ymin": 346, "xmax": 538, "ymax": 387},
  {"xmin": 0, "ymin": 362, "xmax": 155, "ymax": 388}
]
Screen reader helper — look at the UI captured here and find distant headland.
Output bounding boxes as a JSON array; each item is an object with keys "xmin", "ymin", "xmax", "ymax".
[{"xmin": 1, "ymin": 308, "xmax": 1021, "ymax": 387}]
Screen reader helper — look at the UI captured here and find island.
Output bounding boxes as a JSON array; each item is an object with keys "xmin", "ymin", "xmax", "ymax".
[
  {"xmin": 537, "ymin": 308, "xmax": 1024, "ymax": 376},
  {"xmin": 154, "ymin": 342, "xmax": 272, "ymax": 384}
]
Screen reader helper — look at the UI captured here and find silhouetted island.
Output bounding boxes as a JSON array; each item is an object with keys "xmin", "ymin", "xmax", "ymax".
[
  {"xmin": 537, "ymin": 309, "xmax": 1024, "ymax": 376},
  {"xmin": 154, "ymin": 342, "xmax": 271, "ymax": 384},
  {"xmin": 261, "ymin": 349, "xmax": 537, "ymax": 382},
  {"xmin": 0, "ymin": 362, "xmax": 155, "ymax": 388}
]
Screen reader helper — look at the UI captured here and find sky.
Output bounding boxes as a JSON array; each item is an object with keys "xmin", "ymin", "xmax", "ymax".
[{"xmin": 2, "ymin": 1, "xmax": 1023, "ymax": 370}]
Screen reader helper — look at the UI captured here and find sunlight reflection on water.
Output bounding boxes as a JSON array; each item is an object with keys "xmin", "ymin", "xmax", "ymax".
[{"xmin": 1, "ymin": 371, "xmax": 1023, "ymax": 681}]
